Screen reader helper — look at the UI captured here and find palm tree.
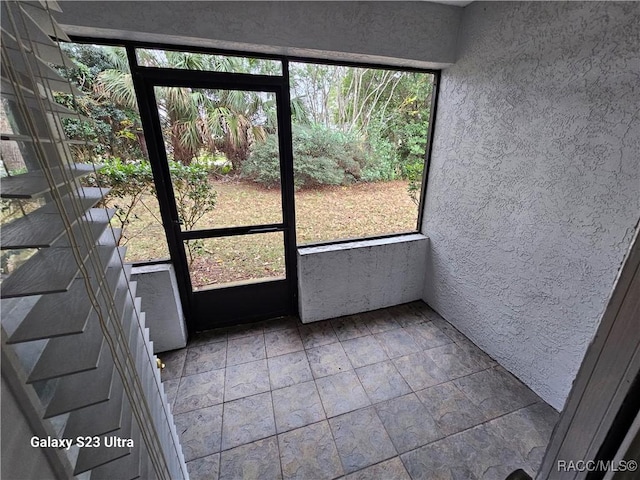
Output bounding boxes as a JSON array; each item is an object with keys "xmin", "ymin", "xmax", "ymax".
[{"xmin": 95, "ymin": 47, "xmax": 273, "ymax": 167}]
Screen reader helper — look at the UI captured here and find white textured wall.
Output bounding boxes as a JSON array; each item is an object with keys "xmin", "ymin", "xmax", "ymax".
[
  {"xmin": 56, "ymin": 1, "xmax": 461, "ymax": 68},
  {"xmin": 298, "ymin": 235, "xmax": 428, "ymax": 323},
  {"xmin": 423, "ymin": 2, "xmax": 640, "ymax": 410}
]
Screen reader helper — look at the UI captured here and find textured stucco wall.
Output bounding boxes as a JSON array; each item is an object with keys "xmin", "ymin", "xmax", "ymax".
[
  {"xmin": 298, "ymin": 235, "xmax": 428, "ymax": 323},
  {"xmin": 423, "ymin": 2, "xmax": 640, "ymax": 410},
  {"xmin": 56, "ymin": 1, "xmax": 461, "ymax": 69}
]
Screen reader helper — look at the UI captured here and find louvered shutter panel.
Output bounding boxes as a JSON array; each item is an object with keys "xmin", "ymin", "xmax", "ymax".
[{"xmin": 1, "ymin": 2, "xmax": 188, "ymax": 478}]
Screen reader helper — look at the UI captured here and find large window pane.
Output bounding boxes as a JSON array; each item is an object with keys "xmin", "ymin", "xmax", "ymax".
[
  {"xmin": 286, "ymin": 62, "xmax": 434, "ymax": 244},
  {"xmin": 152, "ymin": 87, "xmax": 282, "ymax": 231}
]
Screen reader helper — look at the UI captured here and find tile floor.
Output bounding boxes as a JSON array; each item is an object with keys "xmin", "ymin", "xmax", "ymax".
[{"xmin": 161, "ymin": 302, "xmax": 559, "ymax": 480}]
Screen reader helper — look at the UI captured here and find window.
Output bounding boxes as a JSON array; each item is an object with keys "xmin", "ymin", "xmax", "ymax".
[
  {"xmin": 56, "ymin": 43, "xmax": 170, "ymax": 262},
  {"xmin": 56, "ymin": 41, "xmax": 437, "ymax": 281},
  {"xmin": 287, "ymin": 62, "xmax": 435, "ymax": 244}
]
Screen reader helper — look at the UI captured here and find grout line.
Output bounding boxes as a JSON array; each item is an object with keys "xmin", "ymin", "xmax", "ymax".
[
  {"xmin": 219, "ymin": 344, "xmax": 228, "ymax": 460},
  {"xmin": 265, "ymin": 389, "xmax": 284, "ymax": 478},
  {"xmin": 180, "ymin": 303, "xmax": 545, "ymax": 479}
]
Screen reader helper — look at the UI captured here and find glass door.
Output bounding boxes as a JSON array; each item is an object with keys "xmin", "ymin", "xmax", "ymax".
[{"xmin": 136, "ymin": 67, "xmax": 296, "ymax": 331}]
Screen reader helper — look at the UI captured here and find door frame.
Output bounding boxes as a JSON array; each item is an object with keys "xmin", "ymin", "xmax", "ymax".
[{"xmin": 128, "ymin": 50, "xmax": 298, "ymax": 332}]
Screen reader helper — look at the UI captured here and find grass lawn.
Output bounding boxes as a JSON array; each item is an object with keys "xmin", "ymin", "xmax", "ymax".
[{"xmin": 116, "ymin": 178, "xmax": 419, "ymax": 288}]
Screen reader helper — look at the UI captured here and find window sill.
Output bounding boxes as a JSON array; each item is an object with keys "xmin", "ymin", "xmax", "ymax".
[{"xmin": 297, "ymin": 233, "xmax": 428, "ymax": 256}]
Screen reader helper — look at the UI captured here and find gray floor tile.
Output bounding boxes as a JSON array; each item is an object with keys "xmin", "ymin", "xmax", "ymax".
[
  {"xmin": 356, "ymin": 360, "xmax": 411, "ymax": 403},
  {"xmin": 224, "ymin": 359, "xmax": 270, "ymax": 402},
  {"xmin": 331, "ymin": 315, "xmax": 370, "ymax": 341},
  {"xmin": 375, "ymin": 393, "xmax": 442, "ymax": 453},
  {"xmin": 486, "ymin": 402, "xmax": 559, "ymax": 474},
  {"xmin": 190, "ymin": 328, "xmax": 227, "ymax": 347},
  {"xmin": 174, "ymin": 368, "xmax": 225, "ymax": 414},
  {"xmin": 342, "ymin": 335, "xmax": 388, "ymax": 368},
  {"xmin": 430, "ymin": 317, "xmax": 470, "ymax": 345},
  {"xmin": 174, "ymin": 404, "xmax": 223, "ymax": 461},
  {"xmin": 449, "ymin": 423, "xmax": 527, "ymax": 479},
  {"xmin": 416, "ymin": 381, "xmax": 487, "ymax": 436},
  {"xmin": 221, "ymin": 392, "xmax": 276, "ymax": 451},
  {"xmin": 453, "ymin": 367, "xmax": 540, "ymax": 419},
  {"xmin": 316, "ymin": 371, "xmax": 370, "ymax": 417},
  {"xmin": 374, "ymin": 329, "xmax": 421, "ymax": 358},
  {"xmin": 186, "ymin": 453, "xmax": 220, "ymax": 480},
  {"xmin": 424, "ymin": 343, "xmax": 485, "ymax": 380},
  {"xmin": 219, "ymin": 436, "xmax": 282, "ymax": 480},
  {"xmin": 401, "ymin": 436, "xmax": 476, "ymax": 480},
  {"xmin": 405, "ymin": 322, "xmax": 452, "ymax": 351},
  {"xmin": 361, "ymin": 309, "xmax": 401, "ymax": 333},
  {"xmin": 226, "ymin": 334, "xmax": 266, "ymax": 366},
  {"xmin": 162, "ymin": 378, "xmax": 180, "ymax": 409},
  {"xmin": 456, "ymin": 337, "xmax": 498, "ymax": 369},
  {"xmin": 265, "ymin": 328, "xmax": 304, "ymax": 357},
  {"xmin": 226, "ymin": 321, "xmax": 264, "ymax": 340},
  {"xmin": 299, "ymin": 322, "xmax": 339, "ymax": 349},
  {"xmin": 387, "ymin": 304, "xmax": 428, "ymax": 327},
  {"xmin": 268, "ymin": 350, "xmax": 313, "ymax": 389},
  {"xmin": 307, "ymin": 343, "xmax": 352, "ymax": 378},
  {"xmin": 272, "ymin": 381, "xmax": 325, "ymax": 433},
  {"xmin": 263, "ymin": 316, "xmax": 299, "ymax": 333},
  {"xmin": 329, "ymin": 407, "xmax": 396, "ymax": 474},
  {"xmin": 161, "ymin": 349, "xmax": 187, "ymax": 380},
  {"xmin": 184, "ymin": 342, "xmax": 227, "ymax": 376},
  {"xmin": 393, "ymin": 352, "xmax": 449, "ymax": 391},
  {"xmin": 171, "ymin": 303, "xmax": 556, "ymax": 480},
  {"xmin": 343, "ymin": 457, "xmax": 411, "ymax": 480},
  {"xmin": 279, "ymin": 421, "xmax": 344, "ymax": 480},
  {"xmin": 412, "ymin": 304, "xmax": 445, "ymax": 323}
]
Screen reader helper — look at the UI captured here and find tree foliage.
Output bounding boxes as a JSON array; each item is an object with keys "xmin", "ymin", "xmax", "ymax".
[
  {"xmin": 290, "ymin": 63, "xmax": 432, "ymax": 196},
  {"xmin": 58, "ymin": 44, "xmax": 433, "ymax": 204},
  {"xmin": 242, "ymin": 124, "xmax": 367, "ymax": 189},
  {"xmin": 55, "ymin": 44, "xmax": 146, "ymax": 162},
  {"xmin": 92, "ymin": 158, "xmax": 217, "ymax": 264},
  {"xmin": 95, "ymin": 49, "xmax": 274, "ymax": 167}
]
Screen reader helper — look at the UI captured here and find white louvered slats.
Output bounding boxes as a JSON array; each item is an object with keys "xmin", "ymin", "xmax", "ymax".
[
  {"xmin": 42, "ymin": 343, "xmax": 116, "ymax": 418},
  {"xmin": 1, "ymin": 24, "xmax": 74, "ymax": 68},
  {"xmin": 0, "ymin": 1, "xmax": 187, "ymax": 479},
  {"xmin": 26, "ymin": 271, "xmax": 135, "ymax": 383},
  {"xmin": 3, "ymin": 45, "xmax": 81, "ymax": 96},
  {"xmin": 0, "ymin": 164, "xmax": 96, "ymax": 198},
  {"xmin": 90, "ymin": 423, "xmax": 142, "ymax": 480},
  {"xmin": 73, "ymin": 405, "xmax": 133, "ymax": 475},
  {"xmin": 0, "ymin": 243, "xmax": 116, "ymax": 298},
  {"xmin": 17, "ymin": 1, "xmax": 70, "ymax": 42},
  {"xmin": 63, "ymin": 376, "xmax": 125, "ymax": 438},
  {"xmin": 2, "ymin": 206, "xmax": 114, "ymax": 249},
  {"xmin": 6, "ymin": 246, "xmax": 126, "ymax": 343}
]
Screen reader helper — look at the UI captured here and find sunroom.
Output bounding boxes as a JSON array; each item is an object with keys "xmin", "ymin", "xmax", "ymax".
[{"xmin": 1, "ymin": 2, "xmax": 638, "ymax": 480}]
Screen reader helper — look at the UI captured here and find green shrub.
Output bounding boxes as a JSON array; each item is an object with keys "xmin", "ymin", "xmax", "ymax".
[
  {"xmin": 360, "ymin": 118, "xmax": 400, "ymax": 182},
  {"xmin": 93, "ymin": 157, "xmax": 216, "ymax": 264},
  {"xmin": 404, "ymin": 159, "xmax": 424, "ymax": 205},
  {"xmin": 242, "ymin": 124, "xmax": 367, "ymax": 189},
  {"xmin": 91, "ymin": 157, "xmax": 154, "ymax": 228},
  {"xmin": 241, "ymin": 135, "xmax": 281, "ymax": 187},
  {"xmin": 166, "ymin": 161, "xmax": 217, "ymax": 231}
]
